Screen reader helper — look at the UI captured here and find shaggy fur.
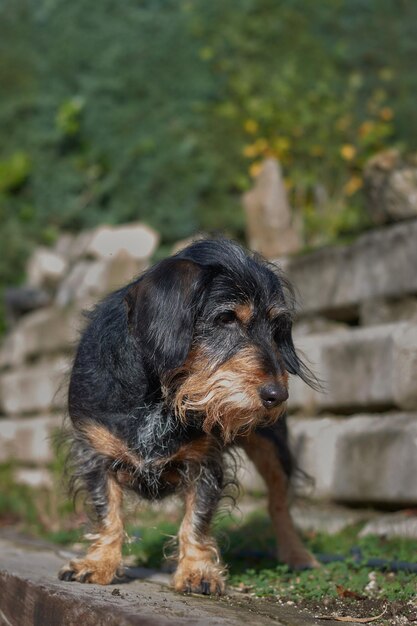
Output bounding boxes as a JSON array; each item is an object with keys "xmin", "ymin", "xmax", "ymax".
[{"xmin": 58, "ymin": 238, "xmax": 319, "ymax": 593}]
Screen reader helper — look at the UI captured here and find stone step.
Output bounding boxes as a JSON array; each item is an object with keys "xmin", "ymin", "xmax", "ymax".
[
  {"xmin": 289, "ymin": 322, "xmax": 417, "ymax": 413},
  {"xmin": 0, "ymin": 357, "xmax": 69, "ymax": 415},
  {"xmin": 0, "ymin": 307, "xmax": 78, "ymax": 371},
  {"xmin": 0, "ymin": 536, "xmax": 332, "ymax": 626},
  {"xmin": 289, "ymin": 412, "xmax": 417, "ymax": 505},
  {"xmin": 277, "ymin": 219, "xmax": 417, "ymax": 322},
  {"xmin": 0, "ymin": 415, "xmax": 61, "ymax": 464}
]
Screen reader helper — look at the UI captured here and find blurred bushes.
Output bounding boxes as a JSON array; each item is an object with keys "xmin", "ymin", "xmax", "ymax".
[{"xmin": 0, "ymin": 0, "xmax": 416, "ymax": 291}]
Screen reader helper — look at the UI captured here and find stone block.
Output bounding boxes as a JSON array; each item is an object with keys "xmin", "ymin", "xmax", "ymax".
[
  {"xmin": 360, "ymin": 296, "xmax": 417, "ymax": 326},
  {"xmin": 0, "ymin": 416, "xmax": 60, "ymax": 463},
  {"xmin": 85, "ymin": 223, "xmax": 159, "ymax": 261},
  {"xmin": 364, "ymin": 149, "xmax": 417, "ymax": 224},
  {"xmin": 0, "ymin": 357, "xmax": 69, "ymax": 415},
  {"xmin": 0, "ymin": 308, "xmax": 78, "ymax": 370},
  {"xmin": 56, "ymin": 253, "xmax": 146, "ymax": 307},
  {"xmin": 26, "ymin": 248, "xmax": 67, "ymax": 289},
  {"xmin": 289, "ymin": 322, "xmax": 417, "ymax": 413},
  {"xmin": 359, "ymin": 511, "xmax": 417, "ymax": 539},
  {"xmin": 289, "ymin": 413, "xmax": 417, "ymax": 504},
  {"xmin": 243, "ymin": 158, "xmax": 301, "ymax": 258},
  {"xmin": 278, "ymin": 219, "xmax": 417, "ymax": 321},
  {"xmin": 14, "ymin": 467, "xmax": 53, "ymax": 488}
]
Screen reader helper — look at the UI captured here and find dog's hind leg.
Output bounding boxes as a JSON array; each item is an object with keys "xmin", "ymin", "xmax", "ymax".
[
  {"xmin": 240, "ymin": 429, "xmax": 319, "ymax": 569},
  {"xmin": 58, "ymin": 470, "xmax": 124, "ymax": 584},
  {"xmin": 173, "ymin": 461, "xmax": 226, "ymax": 595}
]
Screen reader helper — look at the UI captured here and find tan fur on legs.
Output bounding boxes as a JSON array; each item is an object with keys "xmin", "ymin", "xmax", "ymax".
[
  {"xmin": 173, "ymin": 490, "xmax": 226, "ymax": 595},
  {"xmin": 59, "ymin": 476, "xmax": 124, "ymax": 584},
  {"xmin": 240, "ymin": 432, "xmax": 319, "ymax": 569}
]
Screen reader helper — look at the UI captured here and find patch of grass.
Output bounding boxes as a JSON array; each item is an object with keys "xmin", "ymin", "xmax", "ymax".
[{"xmin": 1, "ymin": 467, "xmax": 416, "ymax": 606}]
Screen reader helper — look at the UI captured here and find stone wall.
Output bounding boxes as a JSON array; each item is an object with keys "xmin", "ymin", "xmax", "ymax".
[
  {"xmin": 1, "ymin": 218, "xmax": 416, "ymax": 506},
  {"xmin": 0, "ymin": 223, "xmax": 159, "ymax": 484},
  {"xmin": 283, "ymin": 219, "xmax": 417, "ymax": 506}
]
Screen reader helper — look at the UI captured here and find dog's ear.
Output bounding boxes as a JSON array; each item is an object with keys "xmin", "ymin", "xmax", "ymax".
[
  {"xmin": 125, "ymin": 257, "xmax": 213, "ymax": 373},
  {"xmin": 274, "ymin": 316, "xmax": 320, "ymax": 390}
]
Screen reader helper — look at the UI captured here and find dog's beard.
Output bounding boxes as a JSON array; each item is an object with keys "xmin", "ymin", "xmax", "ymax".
[{"xmin": 169, "ymin": 348, "xmax": 285, "ymax": 443}]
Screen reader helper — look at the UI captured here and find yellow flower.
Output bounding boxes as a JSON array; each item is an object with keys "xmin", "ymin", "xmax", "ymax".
[
  {"xmin": 242, "ymin": 138, "xmax": 269, "ymax": 158},
  {"xmin": 274, "ymin": 137, "xmax": 290, "ymax": 153},
  {"xmin": 249, "ymin": 161, "xmax": 262, "ymax": 178},
  {"xmin": 340, "ymin": 144, "xmax": 356, "ymax": 161},
  {"xmin": 359, "ymin": 121, "xmax": 375, "ymax": 137},
  {"xmin": 379, "ymin": 107, "xmax": 394, "ymax": 121},
  {"xmin": 243, "ymin": 144, "xmax": 258, "ymax": 158},
  {"xmin": 344, "ymin": 175, "xmax": 363, "ymax": 196},
  {"xmin": 244, "ymin": 119, "xmax": 259, "ymax": 134}
]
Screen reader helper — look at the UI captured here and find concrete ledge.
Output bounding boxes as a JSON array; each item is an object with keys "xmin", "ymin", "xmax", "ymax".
[
  {"xmin": 0, "ymin": 357, "xmax": 69, "ymax": 415},
  {"xmin": 0, "ymin": 537, "xmax": 337, "ymax": 626},
  {"xmin": 278, "ymin": 219, "xmax": 417, "ymax": 320},
  {"xmin": 289, "ymin": 412, "xmax": 417, "ymax": 504},
  {"xmin": 0, "ymin": 415, "xmax": 60, "ymax": 464},
  {"xmin": 0, "ymin": 307, "xmax": 78, "ymax": 371},
  {"xmin": 289, "ymin": 322, "xmax": 417, "ymax": 413}
]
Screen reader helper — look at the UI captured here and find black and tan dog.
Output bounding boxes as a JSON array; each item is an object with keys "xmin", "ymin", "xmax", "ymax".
[{"xmin": 58, "ymin": 238, "xmax": 319, "ymax": 594}]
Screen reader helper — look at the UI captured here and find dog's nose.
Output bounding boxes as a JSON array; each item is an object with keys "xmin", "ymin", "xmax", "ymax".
[{"xmin": 259, "ymin": 383, "xmax": 288, "ymax": 408}]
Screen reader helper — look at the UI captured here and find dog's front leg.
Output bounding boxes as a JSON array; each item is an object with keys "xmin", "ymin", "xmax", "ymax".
[
  {"xmin": 173, "ymin": 462, "xmax": 225, "ymax": 595},
  {"xmin": 59, "ymin": 472, "xmax": 124, "ymax": 584}
]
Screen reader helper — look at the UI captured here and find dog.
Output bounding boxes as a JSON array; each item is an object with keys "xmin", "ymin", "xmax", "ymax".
[{"xmin": 58, "ymin": 238, "xmax": 319, "ymax": 594}]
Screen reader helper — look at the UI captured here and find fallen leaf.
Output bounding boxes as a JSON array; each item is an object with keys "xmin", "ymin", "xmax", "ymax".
[{"xmin": 335, "ymin": 584, "xmax": 363, "ymax": 599}]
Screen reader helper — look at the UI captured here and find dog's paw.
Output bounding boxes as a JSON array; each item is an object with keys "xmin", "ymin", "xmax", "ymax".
[
  {"xmin": 278, "ymin": 547, "xmax": 320, "ymax": 571},
  {"xmin": 58, "ymin": 558, "xmax": 122, "ymax": 585},
  {"xmin": 173, "ymin": 561, "xmax": 226, "ymax": 596}
]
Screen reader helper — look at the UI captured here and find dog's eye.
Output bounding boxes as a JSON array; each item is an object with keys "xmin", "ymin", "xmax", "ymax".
[{"xmin": 216, "ymin": 310, "xmax": 237, "ymax": 326}]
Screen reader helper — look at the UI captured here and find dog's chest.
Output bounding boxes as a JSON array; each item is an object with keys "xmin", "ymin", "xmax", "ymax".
[{"xmin": 118, "ymin": 430, "xmax": 216, "ymax": 500}]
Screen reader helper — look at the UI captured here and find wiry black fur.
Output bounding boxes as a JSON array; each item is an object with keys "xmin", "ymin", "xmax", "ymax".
[{"xmin": 62, "ymin": 238, "xmax": 317, "ymax": 587}]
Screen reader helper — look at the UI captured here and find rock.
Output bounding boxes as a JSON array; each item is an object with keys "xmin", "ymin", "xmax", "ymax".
[
  {"xmin": 0, "ymin": 357, "xmax": 69, "ymax": 415},
  {"xmin": 0, "ymin": 307, "xmax": 79, "ymax": 370},
  {"xmin": 53, "ymin": 233, "xmax": 75, "ymax": 258},
  {"xmin": 243, "ymin": 158, "xmax": 301, "ymax": 258},
  {"xmin": 278, "ymin": 219, "xmax": 417, "ymax": 321},
  {"xmin": 290, "ymin": 501, "xmax": 374, "ymax": 535},
  {"xmin": 85, "ymin": 223, "xmax": 159, "ymax": 261},
  {"xmin": 360, "ymin": 296, "xmax": 417, "ymax": 326},
  {"xmin": 55, "ymin": 260, "xmax": 92, "ymax": 307},
  {"xmin": 364, "ymin": 149, "xmax": 417, "ymax": 224},
  {"xmin": 392, "ymin": 324, "xmax": 417, "ymax": 410},
  {"xmin": 67, "ymin": 230, "xmax": 92, "ymax": 261},
  {"xmin": 3, "ymin": 287, "xmax": 51, "ymax": 326},
  {"xmin": 14, "ymin": 467, "xmax": 53, "ymax": 488},
  {"xmin": 289, "ymin": 322, "xmax": 417, "ymax": 414},
  {"xmin": 359, "ymin": 511, "xmax": 417, "ymax": 539},
  {"xmin": 293, "ymin": 317, "xmax": 348, "ymax": 338},
  {"xmin": 56, "ymin": 253, "xmax": 145, "ymax": 307},
  {"xmin": 289, "ymin": 413, "xmax": 417, "ymax": 504},
  {"xmin": 26, "ymin": 248, "xmax": 67, "ymax": 289},
  {"xmin": 0, "ymin": 416, "xmax": 59, "ymax": 463}
]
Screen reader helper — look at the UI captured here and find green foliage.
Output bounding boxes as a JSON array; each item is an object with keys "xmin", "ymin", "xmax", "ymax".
[
  {"xmin": 0, "ymin": 0, "xmax": 416, "ymax": 293},
  {"xmin": 0, "ymin": 152, "xmax": 31, "ymax": 193}
]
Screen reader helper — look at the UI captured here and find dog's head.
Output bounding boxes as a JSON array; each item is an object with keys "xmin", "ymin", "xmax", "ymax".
[{"xmin": 125, "ymin": 239, "xmax": 315, "ymax": 442}]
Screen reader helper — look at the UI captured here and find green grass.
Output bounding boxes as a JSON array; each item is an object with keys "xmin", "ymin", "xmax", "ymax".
[
  {"xmin": 1, "ymin": 464, "xmax": 416, "ymax": 604},
  {"xmin": 119, "ymin": 508, "xmax": 417, "ymax": 602}
]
